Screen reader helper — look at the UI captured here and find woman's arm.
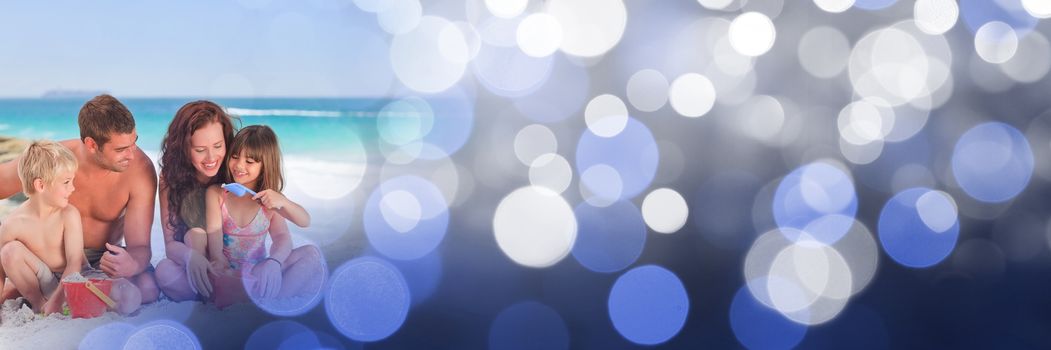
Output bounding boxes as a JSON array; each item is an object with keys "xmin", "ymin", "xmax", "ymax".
[
  {"xmin": 159, "ymin": 181, "xmax": 193, "ymax": 266},
  {"xmin": 205, "ymin": 185, "xmax": 227, "ymax": 267}
]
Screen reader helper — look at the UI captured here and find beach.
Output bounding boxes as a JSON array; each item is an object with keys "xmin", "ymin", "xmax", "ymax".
[{"xmin": 0, "ymin": 132, "xmax": 367, "ymax": 348}]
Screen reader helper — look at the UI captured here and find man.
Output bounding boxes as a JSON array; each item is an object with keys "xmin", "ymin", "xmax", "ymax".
[{"xmin": 0, "ymin": 94, "xmax": 159, "ymax": 304}]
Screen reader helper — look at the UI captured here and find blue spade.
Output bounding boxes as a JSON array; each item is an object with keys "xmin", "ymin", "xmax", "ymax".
[{"xmin": 222, "ymin": 183, "xmax": 257, "ymax": 197}]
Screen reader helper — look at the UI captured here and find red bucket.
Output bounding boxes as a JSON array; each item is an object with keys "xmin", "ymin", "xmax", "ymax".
[{"xmin": 61, "ymin": 278, "xmax": 113, "ymax": 318}]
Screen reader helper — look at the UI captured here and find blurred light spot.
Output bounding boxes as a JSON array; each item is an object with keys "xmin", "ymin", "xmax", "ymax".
[
  {"xmin": 840, "ymin": 135, "xmax": 885, "ymax": 165},
  {"xmin": 745, "ymin": 228, "xmax": 801, "ymax": 307},
  {"xmin": 581, "ymin": 164, "xmax": 624, "ymax": 204},
  {"xmin": 626, "ymin": 69, "xmax": 670, "ymax": 112},
  {"xmin": 252, "ymin": 237, "xmax": 328, "ymax": 316},
  {"xmin": 585, "ymin": 94, "xmax": 630, "ymax": 138},
  {"xmin": 327, "ymin": 257, "xmax": 411, "ymax": 342},
  {"xmin": 406, "ymin": 87, "xmax": 477, "ymax": 159},
  {"xmin": 365, "ymin": 176, "xmax": 449, "ymax": 260},
  {"xmin": 698, "ymin": 0, "xmax": 734, "ymax": 10},
  {"xmin": 885, "ymin": 99, "xmax": 932, "ymax": 142},
  {"xmin": 975, "ymin": 21, "xmax": 1019, "ymax": 64},
  {"xmin": 572, "ymin": 200, "xmax": 647, "ymax": 273},
  {"xmin": 849, "ymin": 22, "xmax": 952, "ymax": 107},
  {"xmin": 808, "ymin": 215, "xmax": 880, "ymax": 296},
  {"xmin": 489, "ymin": 301, "xmax": 571, "ymax": 350},
  {"xmin": 123, "ymin": 321, "xmax": 201, "ymax": 350},
  {"xmin": 798, "ymin": 26, "xmax": 850, "ymax": 79},
  {"xmin": 608, "ymin": 265, "xmax": 689, "ymax": 345},
  {"xmin": 529, "ymin": 153, "xmax": 573, "ymax": 194},
  {"xmin": 916, "ymin": 190, "xmax": 958, "ymax": 233},
  {"xmin": 728, "ymin": 12, "xmax": 776, "ymax": 57},
  {"xmin": 1023, "ymin": 0, "xmax": 1051, "ymax": 18},
  {"xmin": 474, "ymin": 44, "xmax": 555, "ymax": 97},
  {"xmin": 381, "ymin": 190, "xmax": 422, "ymax": 233},
  {"xmin": 485, "ymin": 0, "xmax": 527, "ymax": 19},
  {"xmin": 730, "ymin": 285, "xmax": 807, "ymax": 350},
  {"xmin": 773, "ymin": 161, "xmax": 858, "ymax": 244},
  {"xmin": 494, "ymin": 186, "xmax": 578, "ymax": 268},
  {"xmin": 838, "ymin": 99, "xmax": 894, "ymax": 145},
  {"xmin": 513, "ymin": 55, "xmax": 591, "ymax": 123},
  {"xmin": 377, "ymin": 0, "xmax": 422, "ymax": 35},
  {"xmin": 914, "ymin": 0, "xmax": 959, "ymax": 35},
  {"xmin": 713, "ymin": 36, "xmax": 756, "ymax": 76},
  {"xmin": 814, "ymin": 0, "xmax": 855, "ymax": 13},
  {"xmin": 1026, "ymin": 108, "xmax": 1051, "ymax": 182},
  {"xmin": 642, "ymin": 188, "xmax": 689, "ymax": 234},
  {"xmin": 999, "ymin": 30, "xmax": 1051, "ymax": 83},
  {"xmin": 354, "ymin": 0, "xmax": 388, "ymax": 12},
  {"xmin": 246, "ymin": 320, "xmax": 318, "ymax": 350},
  {"xmin": 80, "ymin": 322, "xmax": 135, "ymax": 350},
  {"xmin": 952, "ymin": 122, "xmax": 1034, "ymax": 203},
  {"xmin": 765, "ymin": 238, "xmax": 853, "ymax": 325},
  {"xmin": 854, "ymin": 0, "xmax": 896, "ymax": 10},
  {"xmin": 669, "ymin": 73, "xmax": 716, "ymax": 117},
  {"xmin": 476, "ymin": 15, "xmax": 521, "ymax": 47},
  {"xmin": 378, "ymin": 97, "xmax": 435, "ymax": 147},
  {"xmin": 576, "ymin": 117, "xmax": 659, "ymax": 201},
  {"xmin": 960, "ymin": 0, "xmax": 1037, "ymax": 34},
  {"xmin": 517, "ymin": 13, "xmax": 563, "ymax": 57},
  {"xmin": 546, "ymin": 0, "xmax": 627, "ymax": 57},
  {"xmin": 514, "ymin": 124, "xmax": 558, "ymax": 166},
  {"xmin": 879, "ymin": 187, "xmax": 960, "ymax": 268},
  {"xmin": 391, "ymin": 16, "xmax": 467, "ymax": 93},
  {"xmin": 736, "ymin": 95, "xmax": 785, "ymax": 144},
  {"xmin": 439, "ymin": 23, "xmax": 475, "ymax": 64}
]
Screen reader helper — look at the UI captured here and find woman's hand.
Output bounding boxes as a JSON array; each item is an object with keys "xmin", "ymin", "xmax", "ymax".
[
  {"xmin": 251, "ymin": 259, "xmax": 283, "ymax": 299},
  {"xmin": 252, "ymin": 190, "xmax": 290, "ymax": 210},
  {"xmin": 186, "ymin": 250, "xmax": 213, "ymax": 298}
]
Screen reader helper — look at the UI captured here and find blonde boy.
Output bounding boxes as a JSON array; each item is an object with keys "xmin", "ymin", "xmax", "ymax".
[{"xmin": 0, "ymin": 140, "xmax": 84, "ymax": 314}]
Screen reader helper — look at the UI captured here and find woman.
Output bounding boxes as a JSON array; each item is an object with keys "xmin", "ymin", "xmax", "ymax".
[{"xmin": 154, "ymin": 101, "xmax": 236, "ymax": 301}]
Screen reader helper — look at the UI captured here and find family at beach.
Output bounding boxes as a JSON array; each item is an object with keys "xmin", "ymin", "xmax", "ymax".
[{"xmin": 0, "ymin": 95, "xmax": 324, "ymax": 316}]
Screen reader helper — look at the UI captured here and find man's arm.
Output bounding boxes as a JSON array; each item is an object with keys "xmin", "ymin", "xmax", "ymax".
[
  {"xmin": 0, "ymin": 157, "xmax": 25, "ymax": 199},
  {"xmin": 121, "ymin": 153, "xmax": 157, "ymax": 275}
]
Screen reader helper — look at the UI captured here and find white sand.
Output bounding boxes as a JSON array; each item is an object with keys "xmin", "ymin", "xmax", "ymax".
[{"xmin": 0, "ymin": 296, "xmax": 282, "ymax": 348}]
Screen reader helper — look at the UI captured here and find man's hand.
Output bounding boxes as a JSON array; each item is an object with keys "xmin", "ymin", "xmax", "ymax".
[{"xmin": 100, "ymin": 243, "xmax": 139, "ymax": 278}]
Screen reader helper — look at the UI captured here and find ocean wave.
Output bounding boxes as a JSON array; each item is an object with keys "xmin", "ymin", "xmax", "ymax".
[{"xmin": 225, "ymin": 107, "xmax": 346, "ymax": 118}]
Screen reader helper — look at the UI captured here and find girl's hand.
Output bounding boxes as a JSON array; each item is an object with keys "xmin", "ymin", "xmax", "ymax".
[
  {"xmin": 252, "ymin": 190, "xmax": 289, "ymax": 211},
  {"xmin": 252, "ymin": 259, "xmax": 283, "ymax": 299}
]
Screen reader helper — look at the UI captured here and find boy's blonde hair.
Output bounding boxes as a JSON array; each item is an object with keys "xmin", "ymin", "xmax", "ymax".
[{"xmin": 17, "ymin": 140, "xmax": 78, "ymax": 195}]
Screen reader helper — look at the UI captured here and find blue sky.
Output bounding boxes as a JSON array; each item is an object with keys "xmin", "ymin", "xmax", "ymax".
[{"xmin": 0, "ymin": 1, "xmax": 397, "ymax": 97}]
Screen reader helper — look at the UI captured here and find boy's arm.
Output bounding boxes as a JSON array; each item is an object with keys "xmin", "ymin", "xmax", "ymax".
[{"xmin": 49, "ymin": 207, "xmax": 86, "ymax": 307}]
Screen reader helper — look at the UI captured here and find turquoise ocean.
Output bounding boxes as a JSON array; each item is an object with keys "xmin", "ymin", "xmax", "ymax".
[{"xmin": 0, "ymin": 98, "xmax": 387, "ymax": 160}]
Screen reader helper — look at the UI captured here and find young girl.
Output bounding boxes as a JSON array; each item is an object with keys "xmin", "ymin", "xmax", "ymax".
[{"xmin": 201, "ymin": 125, "xmax": 321, "ymax": 304}]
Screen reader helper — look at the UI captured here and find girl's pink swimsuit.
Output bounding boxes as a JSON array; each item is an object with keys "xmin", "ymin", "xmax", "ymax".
[{"xmin": 220, "ymin": 190, "xmax": 270, "ymax": 271}]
